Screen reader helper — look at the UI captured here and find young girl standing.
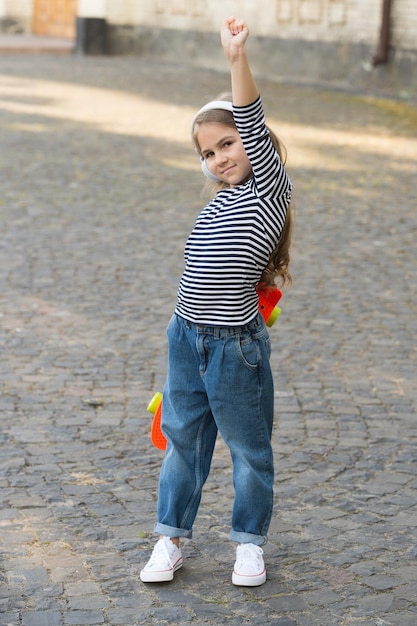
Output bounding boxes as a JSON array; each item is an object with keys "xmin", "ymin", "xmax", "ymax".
[{"xmin": 140, "ymin": 16, "xmax": 292, "ymax": 587}]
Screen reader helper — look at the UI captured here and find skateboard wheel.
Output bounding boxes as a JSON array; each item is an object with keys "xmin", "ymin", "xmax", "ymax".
[
  {"xmin": 267, "ymin": 306, "xmax": 281, "ymax": 327},
  {"xmin": 147, "ymin": 391, "xmax": 163, "ymax": 414}
]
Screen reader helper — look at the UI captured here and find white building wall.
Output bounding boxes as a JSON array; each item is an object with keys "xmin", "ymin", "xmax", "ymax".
[
  {"xmin": 104, "ymin": 0, "xmax": 137, "ymax": 25},
  {"xmin": 4, "ymin": 0, "xmax": 31, "ymax": 17},
  {"xmin": 107, "ymin": 0, "xmax": 416, "ymax": 50},
  {"xmin": 392, "ymin": 0, "xmax": 417, "ymax": 47},
  {"xmin": 2, "ymin": 0, "xmax": 32, "ymax": 20},
  {"xmin": 78, "ymin": 0, "xmax": 105, "ymax": 18},
  {"xmin": 1, "ymin": 1, "xmax": 416, "ymax": 52}
]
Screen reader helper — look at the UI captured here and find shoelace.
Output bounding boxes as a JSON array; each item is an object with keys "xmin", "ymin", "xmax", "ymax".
[
  {"xmin": 236, "ymin": 544, "xmax": 263, "ymax": 568},
  {"xmin": 149, "ymin": 538, "xmax": 175, "ymax": 568}
]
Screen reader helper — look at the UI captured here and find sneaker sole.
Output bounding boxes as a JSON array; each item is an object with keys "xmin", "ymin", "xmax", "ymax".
[
  {"xmin": 232, "ymin": 570, "xmax": 267, "ymax": 587},
  {"xmin": 140, "ymin": 559, "xmax": 183, "ymax": 583}
]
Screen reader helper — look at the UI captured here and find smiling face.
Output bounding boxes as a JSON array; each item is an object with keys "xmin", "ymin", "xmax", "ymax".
[{"xmin": 196, "ymin": 123, "xmax": 252, "ymax": 187}]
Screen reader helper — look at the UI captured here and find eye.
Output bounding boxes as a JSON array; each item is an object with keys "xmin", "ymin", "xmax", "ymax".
[{"xmin": 204, "ymin": 151, "xmax": 215, "ymax": 159}]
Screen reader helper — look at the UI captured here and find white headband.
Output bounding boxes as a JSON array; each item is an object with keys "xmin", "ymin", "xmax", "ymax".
[{"xmin": 190, "ymin": 100, "xmax": 234, "ymax": 135}]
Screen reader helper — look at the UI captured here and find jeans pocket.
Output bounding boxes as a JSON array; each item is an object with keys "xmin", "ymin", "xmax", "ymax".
[{"xmin": 236, "ymin": 332, "xmax": 261, "ymax": 369}]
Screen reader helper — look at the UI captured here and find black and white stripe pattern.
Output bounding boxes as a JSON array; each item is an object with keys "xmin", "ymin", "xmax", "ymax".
[{"xmin": 175, "ymin": 96, "xmax": 292, "ymax": 326}]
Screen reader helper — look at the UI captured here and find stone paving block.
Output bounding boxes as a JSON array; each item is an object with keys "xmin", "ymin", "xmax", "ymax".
[
  {"xmin": 22, "ymin": 612, "xmax": 62, "ymax": 626},
  {"xmin": 0, "ymin": 614, "xmax": 21, "ymax": 626},
  {"xmin": 106, "ymin": 608, "xmax": 145, "ymax": 625},
  {"xmin": 65, "ymin": 582, "xmax": 102, "ymax": 596},
  {"xmin": 266, "ymin": 594, "xmax": 309, "ymax": 612},
  {"xmin": 361, "ymin": 574, "xmax": 403, "ymax": 591},
  {"xmin": 149, "ymin": 605, "xmax": 193, "ymax": 624},
  {"xmin": 351, "ymin": 592, "xmax": 399, "ymax": 616},
  {"xmin": 67, "ymin": 595, "xmax": 110, "ymax": 610},
  {"xmin": 63, "ymin": 611, "xmax": 105, "ymax": 625},
  {"xmin": 49, "ymin": 567, "xmax": 92, "ymax": 584}
]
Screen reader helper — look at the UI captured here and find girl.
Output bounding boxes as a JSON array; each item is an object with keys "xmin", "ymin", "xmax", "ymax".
[{"xmin": 140, "ymin": 16, "xmax": 292, "ymax": 587}]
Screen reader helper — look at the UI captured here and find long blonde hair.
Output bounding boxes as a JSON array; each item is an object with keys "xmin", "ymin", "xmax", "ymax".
[{"xmin": 192, "ymin": 93, "xmax": 293, "ymax": 288}]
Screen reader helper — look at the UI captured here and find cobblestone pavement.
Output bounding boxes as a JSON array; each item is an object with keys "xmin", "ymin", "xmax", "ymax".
[{"xmin": 0, "ymin": 53, "xmax": 416, "ymax": 626}]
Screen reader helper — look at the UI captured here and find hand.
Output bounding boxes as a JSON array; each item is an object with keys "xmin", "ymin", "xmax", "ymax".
[{"xmin": 221, "ymin": 16, "xmax": 249, "ymax": 60}]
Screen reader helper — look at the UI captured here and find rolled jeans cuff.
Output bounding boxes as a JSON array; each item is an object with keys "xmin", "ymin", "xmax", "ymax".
[
  {"xmin": 154, "ymin": 522, "xmax": 193, "ymax": 540},
  {"xmin": 230, "ymin": 530, "xmax": 268, "ymax": 546}
]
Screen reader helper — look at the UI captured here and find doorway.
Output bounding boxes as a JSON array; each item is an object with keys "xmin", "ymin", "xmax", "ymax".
[{"xmin": 33, "ymin": 0, "xmax": 76, "ymax": 38}]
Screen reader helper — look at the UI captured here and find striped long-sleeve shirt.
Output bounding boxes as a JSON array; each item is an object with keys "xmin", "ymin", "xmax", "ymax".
[{"xmin": 175, "ymin": 96, "xmax": 292, "ymax": 326}]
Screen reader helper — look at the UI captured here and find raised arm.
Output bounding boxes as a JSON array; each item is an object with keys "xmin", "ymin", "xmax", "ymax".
[{"xmin": 220, "ymin": 16, "xmax": 259, "ymax": 106}]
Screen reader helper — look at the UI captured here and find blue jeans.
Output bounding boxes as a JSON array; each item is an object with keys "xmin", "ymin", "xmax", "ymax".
[{"xmin": 154, "ymin": 313, "xmax": 275, "ymax": 546}]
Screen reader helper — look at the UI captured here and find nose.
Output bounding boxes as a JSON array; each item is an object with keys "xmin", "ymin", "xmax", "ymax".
[{"xmin": 215, "ymin": 151, "xmax": 227, "ymax": 166}]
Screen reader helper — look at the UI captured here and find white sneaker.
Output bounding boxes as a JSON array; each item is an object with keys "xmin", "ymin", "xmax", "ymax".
[
  {"xmin": 140, "ymin": 536, "xmax": 183, "ymax": 583},
  {"xmin": 232, "ymin": 543, "xmax": 267, "ymax": 587}
]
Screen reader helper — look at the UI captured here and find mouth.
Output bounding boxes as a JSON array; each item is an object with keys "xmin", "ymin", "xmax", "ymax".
[{"xmin": 221, "ymin": 165, "xmax": 235, "ymax": 175}]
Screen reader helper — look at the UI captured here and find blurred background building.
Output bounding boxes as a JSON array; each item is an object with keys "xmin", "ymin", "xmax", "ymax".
[{"xmin": 1, "ymin": 1, "xmax": 415, "ymax": 95}]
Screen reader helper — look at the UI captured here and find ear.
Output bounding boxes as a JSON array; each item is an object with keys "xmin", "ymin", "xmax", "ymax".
[{"xmin": 200, "ymin": 156, "xmax": 222, "ymax": 182}]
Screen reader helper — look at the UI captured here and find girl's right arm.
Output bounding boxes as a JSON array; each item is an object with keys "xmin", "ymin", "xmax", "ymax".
[
  {"xmin": 220, "ymin": 16, "xmax": 259, "ymax": 107},
  {"xmin": 222, "ymin": 17, "xmax": 291, "ymax": 200}
]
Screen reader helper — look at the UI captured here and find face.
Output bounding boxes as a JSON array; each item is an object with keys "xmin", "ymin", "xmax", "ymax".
[{"xmin": 196, "ymin": 123, "xmax": 252, "ymax": 187}]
